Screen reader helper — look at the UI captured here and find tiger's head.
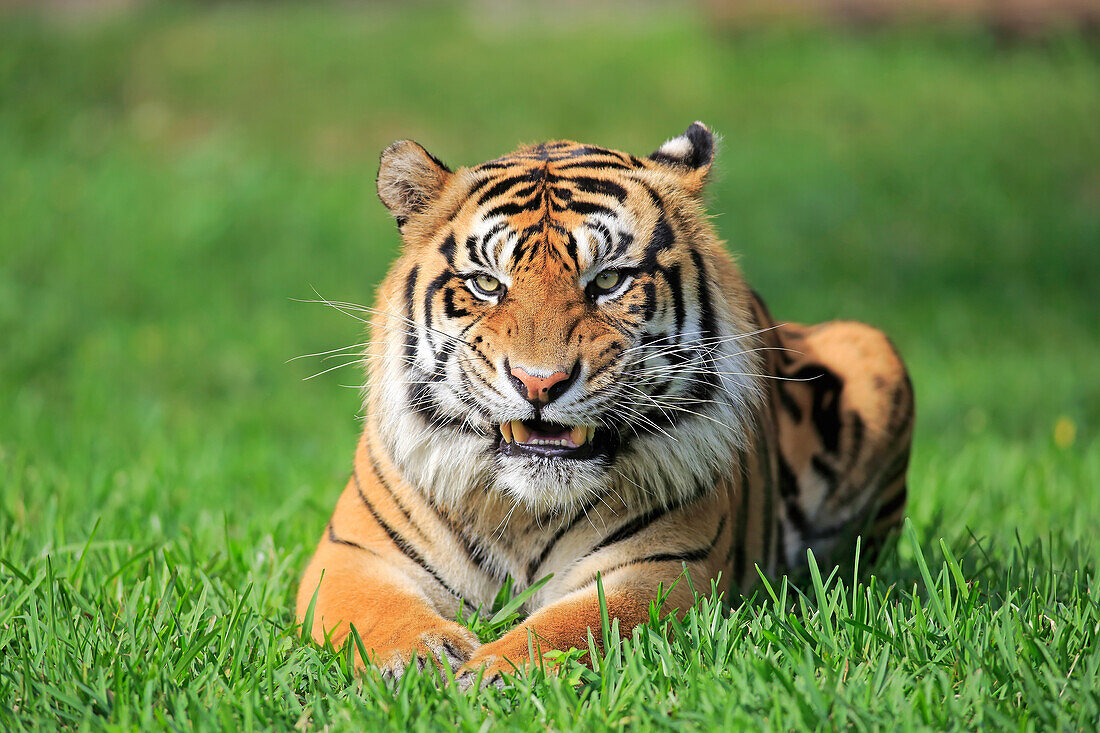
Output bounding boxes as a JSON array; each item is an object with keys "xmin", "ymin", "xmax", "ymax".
[{"xmin": 367, "ymin": 123, "xmax": 765, "ymax": 515}]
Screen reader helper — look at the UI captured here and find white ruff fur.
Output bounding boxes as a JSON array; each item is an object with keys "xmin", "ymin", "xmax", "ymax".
[{"xmin": 369, "ymin": 268, "xmax": 764, "ymax": 521}]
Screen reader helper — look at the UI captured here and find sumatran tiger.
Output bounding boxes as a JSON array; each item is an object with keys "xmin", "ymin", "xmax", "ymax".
[{"xmin": 296, "ymin": 123, "xmax": 914, "ymax": 685}]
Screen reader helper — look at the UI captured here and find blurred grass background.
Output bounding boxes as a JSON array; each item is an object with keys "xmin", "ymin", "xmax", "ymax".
[
  {"xmin": 2, "ymin": 1, "xmax": 1099, "ymax": 727},
  {"xmin": 2, "ymin": 1, "xmax": 1096, "ymax": 544}
]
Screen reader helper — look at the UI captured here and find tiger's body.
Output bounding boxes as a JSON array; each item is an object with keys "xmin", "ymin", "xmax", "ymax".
[{"xmin": 296, "ymin": 124, "xmax": 914, "ymax": 683}]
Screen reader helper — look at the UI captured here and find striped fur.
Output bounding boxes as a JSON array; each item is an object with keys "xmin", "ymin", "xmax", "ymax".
[{"xmin": 295, "ymin": 123, "xmax": 915, "ymax": 683}]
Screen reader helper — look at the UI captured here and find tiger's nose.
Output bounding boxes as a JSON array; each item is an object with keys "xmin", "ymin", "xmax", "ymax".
[{"xmin": 508, "ymin": 362, "xmax": 576, "ymax": 404}]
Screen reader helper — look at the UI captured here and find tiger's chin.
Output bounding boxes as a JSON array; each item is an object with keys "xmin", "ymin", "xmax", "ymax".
[{"xmin": 492, "ymin": 451, "xmax": 611, "ymax": 515}]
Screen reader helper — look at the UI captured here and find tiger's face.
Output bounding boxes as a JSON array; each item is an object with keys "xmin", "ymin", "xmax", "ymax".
[{"xmin": 370, "ymin": 124, "xmax": 764, "ymax": 513}]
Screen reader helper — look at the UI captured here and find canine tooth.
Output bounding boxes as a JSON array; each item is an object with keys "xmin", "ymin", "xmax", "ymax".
[
  {"xmin": 511, "ymin": 420, "xmax": 530, "ymax": 444},
  {"xmin": 570, "ymin": 425, "xmax": 587, "ymax": 446},
  {"xmin": 500, "ymin": 422, "xmax": 513, "ymax": 443}
]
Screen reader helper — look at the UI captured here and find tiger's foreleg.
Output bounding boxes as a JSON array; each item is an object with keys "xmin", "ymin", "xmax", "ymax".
[
  {"xmin": 456, "ymin": 565, "xmax": 709, "ymax": 687},
  {"xmin": 455, "ymin": 467, "xmax": 764, "ymax": 686},
  {"xmin": 295, "ymin": 482, "xmax": 481, "ymax": 678},
  {"xmin": 453, "ymin": 541, "xmax": 721, "ymax": 686}
]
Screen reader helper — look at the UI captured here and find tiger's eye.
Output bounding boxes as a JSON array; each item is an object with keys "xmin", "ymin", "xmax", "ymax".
[
  {"xmin": 594, "ymin": 270, "xmax": 621, "ymax": 292},
  {"xmin": 471, "ymin": 274, "xmax": 502, "ymax": 297}
]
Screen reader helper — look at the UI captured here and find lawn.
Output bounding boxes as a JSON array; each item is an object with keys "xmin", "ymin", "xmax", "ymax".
[{"xmin": 1, "ymin": 3, "xmax": 1098, "ymax": 730}]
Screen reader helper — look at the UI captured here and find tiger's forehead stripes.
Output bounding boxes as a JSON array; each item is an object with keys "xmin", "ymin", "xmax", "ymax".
[{"xmin": 445, "ymin": 140, "xmax": 653, "ymax": 274}]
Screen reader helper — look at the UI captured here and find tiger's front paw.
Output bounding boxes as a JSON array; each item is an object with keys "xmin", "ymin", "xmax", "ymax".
[
  {"xmin": 361, "ymin": 619, "xmax": 481, "ymax": 681},
  {"xmin": 454, "ymin": 634, "xmax": 541, "ymax": 689},
  {"xmin": 455, "ymin": 652, "xmax": 512, "ymax": 690}
]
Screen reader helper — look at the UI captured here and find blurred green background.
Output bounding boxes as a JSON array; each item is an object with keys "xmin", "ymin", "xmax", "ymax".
[{"xmin": 2, "ymin": 0, "xmax": 1098, "ymax": 610}]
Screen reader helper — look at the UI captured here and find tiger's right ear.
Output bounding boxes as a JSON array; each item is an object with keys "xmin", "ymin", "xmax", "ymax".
[
  {"xmin": 376, "ymin": 140, "xmax": 453, "ymax": 228},
  {"xmin": 648, "ymin": 122, "xmax": 715, "ymax": 195}
]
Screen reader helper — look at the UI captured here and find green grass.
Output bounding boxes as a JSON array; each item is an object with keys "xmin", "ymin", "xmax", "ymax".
[{"xmin": 1, "ymin": 3, "xmax": 1099, "ymax": 730}]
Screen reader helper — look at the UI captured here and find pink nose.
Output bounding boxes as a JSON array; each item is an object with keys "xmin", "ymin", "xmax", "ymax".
[{"xmin": 509, "ymin": 365, "xmax": 571, "ymax": 403}]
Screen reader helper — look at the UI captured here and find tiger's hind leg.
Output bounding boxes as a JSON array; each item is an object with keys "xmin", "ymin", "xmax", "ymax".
[{"xmin": 769, "ymin": 320, "xmax": 915, "ymax": 569}]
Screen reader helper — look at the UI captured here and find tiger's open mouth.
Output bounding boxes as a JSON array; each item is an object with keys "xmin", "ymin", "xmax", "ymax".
[{"xmin": 498, "ymin": 418, "xmax": 601, "ymax": 460}]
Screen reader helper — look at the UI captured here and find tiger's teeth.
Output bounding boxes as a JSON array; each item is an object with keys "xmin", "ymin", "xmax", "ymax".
[
  {"xmin": 570, "ymin": 425, "xmax": 587, "ymax": 446},
  {"xmin": 500, "ymin": 422, "xmax": 513, "ymax": 443},
  {"xmin": 511, "ymin": 420, "xmax": 531, "ymax": 444}
]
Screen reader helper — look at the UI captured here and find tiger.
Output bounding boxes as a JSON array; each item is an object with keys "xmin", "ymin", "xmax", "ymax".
[{"xmin": 295, "ymin": 123, "xmax": 914, "ymax": 685}]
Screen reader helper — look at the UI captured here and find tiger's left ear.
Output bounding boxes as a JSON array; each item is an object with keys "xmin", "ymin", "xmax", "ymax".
[
  {"xmin": 648, "ymin": 121, "xmax": 715, "ymax": 194},
  {"xmin": 377, "ymin": 140, "xmax": 453, "ymax": 228}
]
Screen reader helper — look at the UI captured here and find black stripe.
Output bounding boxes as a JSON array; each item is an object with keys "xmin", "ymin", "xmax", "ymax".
[
  {"xmin": 466, "ymin": 174, "xmax": 499, "ymax": 198},
  {"xmin": 783, "ymin": 498, "xmax": 812, "ymax": 536},
  {"xmin": 574, "ymin": 145, "xmax": 622, "ymax": 159},
  {"xmin": 645, "ymin": 217, "xmax": 674, "ymax": 270},
  {"xmin": 509, "ymin": 184, "xmax": 540, "ymax": 202},
  {"xmin": 549, "ymin": 187, "xmax": 573, "ymax": 206},
  {"xmin": 422, "ymin": 271, "xmax": 455, "ymax": 357},
  {"xmin": 758, "ymin": 419, "xmax": 776, "ymax": 575},
  {"xmin": 562, "ymin": 176, "xmax": 628, "ymax": 203},
  {"xmin": 465, "ymin": 337, "xmax": 495, "ymax": 370},
  {"xmin": 441, "ymin": 286, "xmax": 470, "ymax": 319},
  {"xmin": 885, "ymin": 376, "xmax": 912, "ymax": 435},
  {"xmin": 689, "ymin": 249, "xmax": 716, "ymax": 337},
  {"xmin": 610, "ymin": 230, "xmax": 634, "ymax": 260},
  {"xmin": 753, "ymin": 308, "xmax": 779, "ymax": 573},
  {"xmin": 554, "ymin": 159, "xmax": 634, "ymax": 171},
  {"xmin": 873, "ymin": 484, "xmax": 908, "ymax": 522},
  {"xmin": 563, "ymin": 230, "xmax": 579, "ymax": 268},
  {"xmin": 568, "ymin": 200, "xmax": 616, "ymax": 217},
  {"xmin": 589, "ymin": 503, "xmax": 679, "ymax": 555},
  {"xmin": 403, "ymin": 266, "xmax": 420, "ymax": 361},
  {"xmin": 811, "ymin": 455, "xmax": 839, "ymax": 497},
  {"xmin": 775, "ymin": 382, "xmax": 804, "ymax": 422},
  {"xmin": 641, "ymin": 281, "xmax": 658, "ymax": 321},
  {"xmin": 596, "ymin": 340, "xmax": 625, "ymax": 360},
  {"xmin": 474, "ymin": 160, "xmax": 516, "ymax": 171},
  {"xmin": 438, "ymin": 233, "xmax": 457, "ymax": 265},
  {"xmin": 777, "ymin": 451, "xmax": 800, "ymax": 500},
  {"xmin": 663, "ymin": 265, "xmax": 685, "ymax": 333},
  {"xmin": 364, "ymin": 435, "xmax": 494, "ymax": 571},
  {"xmin": 684, "ymin": 249, "xmax": 720, "ymax": 402},
  {"xmin": 525, "ymin": 495, "xmax": 604, "ymax": 583},
  {"xmin": 875, "ymin": 448, "xmax": 912, "ymax": 497},
  {"xmin": 585, "ymin": 351, "xmax": 625, "ymax": 384},
  {"xmin": 477, "ymin": 222, "xmax": 509, "ymax": 266},
  {"xmin": 423, "ymin": 149, "xmax": 452, "ymax": 174},
  {"xmin": 846, "ymin": 412, "xmax": 866, "ymax": 472},
  {"xmin": 463, "ymin": 234, "xmax": 481, "ymax": 266},
  {"xmin": 575, "ymin": 514, "xmax": 727, "ymax": 591},
  {"xmin": 486, "ymin": 201, "xmax": 537, "ymax": 219},
  {"xmin": 775, "ymin": 518, "xmax": 789, "ymax": 572},
  {"xmin": 439, "ymin": 639, "xmax": 465, "ymax": 665},
  {"xmin": 405, "ymin": 376, "xmax": 483, "ymax": 435},
  {"xmin": 353, "ymin": 470, "xmax": 469, "ymax": 603},
  {"xmin": 800, "ymin": 463, "xmax": 908, "ymax": 541},
  {"xmin": 785, "ymin": 364, "xmax": 842, "ymax": 453},
  {"xmin": 477, "ymin": 172, "xmax": 540, "ymax": 205},
  {"xmin": 364, "ymin": 442, "xmax": 423, "ymax": 534},
  {"xmin": 732, "ymin": 449, "xmax": 752, "ymax": 584},
  {"xmin": 327, "ymin": 522, "xmax": 373, "ymax": 553}
]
